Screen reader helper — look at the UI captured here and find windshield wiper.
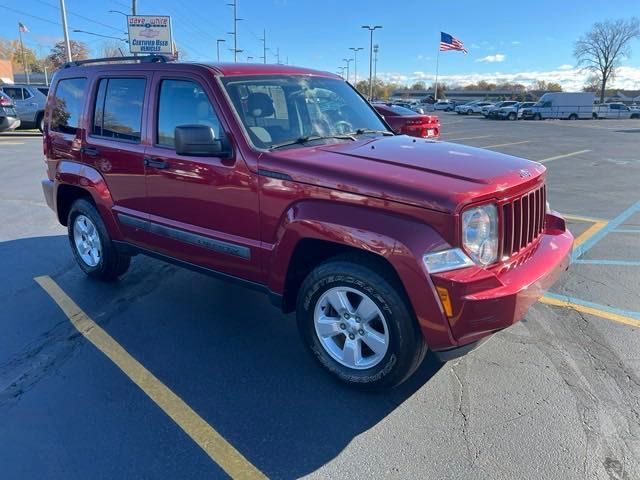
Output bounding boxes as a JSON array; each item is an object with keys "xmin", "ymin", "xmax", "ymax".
[
  {"xmin": 351, "ymin": 128, "xmax": 394, "ymax": 136},
  {"xmin": 269, "ymin": 134, "xmax": 356, "ymax": 151}
]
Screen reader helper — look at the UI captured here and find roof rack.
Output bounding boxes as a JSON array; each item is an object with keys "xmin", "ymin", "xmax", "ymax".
[{"xmin": 62, "ymin": 54, "xmax": 174, "ymax": 69}]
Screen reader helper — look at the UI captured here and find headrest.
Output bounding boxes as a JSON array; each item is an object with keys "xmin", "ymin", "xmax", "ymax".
[{"xmin": 247, "ymin": 92, "xmax": 275, "ymax": 117}]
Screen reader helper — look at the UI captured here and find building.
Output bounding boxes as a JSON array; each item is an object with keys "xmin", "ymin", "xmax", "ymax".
[{"xmin": 605, "ymin": 91, "xmax": 640, "ymax": 104}]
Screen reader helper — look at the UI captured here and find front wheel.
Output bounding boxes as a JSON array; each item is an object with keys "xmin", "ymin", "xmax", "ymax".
[
  {"xmin": 296, "ymin": 258, "xmax": 427, "ymax": 390},
  {"xmin": 508, "ymin": 112, "xmax": 517, "ymax": 121},
  {"xmin": 534, "ymin": 113, "xmax": 542, "ymax": 120},
  {"xmin": 68, "ymin": 199, "xmax": 130, "ymax": 281},
  {"xmin": 568, "ymin": 113, "xmax": 578, "ymax": 120}
]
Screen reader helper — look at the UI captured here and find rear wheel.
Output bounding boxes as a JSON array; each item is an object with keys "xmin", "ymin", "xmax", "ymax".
[
  {"xmin": 296, "ymin": 258, "xmax": 427, "ymax": 390},
  {"xmin": 568, "ymin": 113, "xmax": 578, "ymax": 120},
  {"xmin": 36, "ymin": 113, "xmax": 44, "ymax": 133},
  {"xmin": 508, "ymin": 112, "xmax": 517, "ymax": 121},
  {"xmin": 534, "ymin": 113, "xmax": 542, "ymax": 120},
  {"xmin": 68, "ymin": 199, "xmax": 130, "ymax": 281},
  {"xmin": 592, "ymin": 112, "xmax": 598, "ymax": 119}
]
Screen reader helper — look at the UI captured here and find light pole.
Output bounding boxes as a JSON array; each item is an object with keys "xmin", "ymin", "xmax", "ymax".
[
  {"xmin": 337, "ymin": 66, "xmax": 346, "ymax": 79},
  {"xmin": 226, "ymin": 0, "xmax": 243, "ymax": 62},
  {"xmin": 261, "ymin": 29, "xmax": 267, "ymax": 64},
  {"xmin": 362, "ymin": 25, "xmax": 382, "ymax": 100},
  {"xmin": 59, "ymin": 0, "xmax": 73, "ymax": 62},
  {"xmin": 342, "ymin": 58, "xmax": 353, "ymax": 83},
  {"xmin": 373, "ymin": 44, "xmax": 379, "ymax": 93},
  {"xmin": 216, "ymin": 39, "xmax": 226, "ymax": 61},
  {"xmin": 349, "ymin": 47, "xmax": 363, "ymax": 84}
]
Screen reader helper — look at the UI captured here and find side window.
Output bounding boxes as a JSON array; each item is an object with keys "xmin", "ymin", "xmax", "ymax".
[
  {"xmin": 3, "ymin": 87, "xmax": 22, "ymax": 101},
  {"xmin": 22, "ymin": 88, "xmax": 33, "ymax": 100},
  {"xmin": 92, "ymin": 78, "xmax": 145, "ymax": 142},
  {"xmin": 51, "ymin": 78, "xmax": 87, "ymax": 134},
  {"xmin": 157, "ymin": 79, "xmax": 221, "ymax": 148}
]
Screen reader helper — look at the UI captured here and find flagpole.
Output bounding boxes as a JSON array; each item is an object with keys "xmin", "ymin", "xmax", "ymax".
[
  {"xmin": 434, "ymin": 40, "xmax": 440, "ymax": 101},
  {"xmin": 18, "ymin": 24, "xmax": 30, "ymax": 85}
]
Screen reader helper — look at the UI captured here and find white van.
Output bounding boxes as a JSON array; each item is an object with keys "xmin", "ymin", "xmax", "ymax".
[{"xmin": 521, "ymin": 92, "xmax": 595, "ymax": 120}]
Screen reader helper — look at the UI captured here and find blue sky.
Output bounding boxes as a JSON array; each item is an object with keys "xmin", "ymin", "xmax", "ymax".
[{"xmin": 3, "ymin": 0, "xmax": 640, "ymax": 90}]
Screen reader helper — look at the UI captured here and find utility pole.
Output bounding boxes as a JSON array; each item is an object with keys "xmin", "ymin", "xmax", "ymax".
[
  {"xmin": 18, "ymin": 24, "xmax": 30, "ymax": 84},
  {"xmin": 275, "ymin": 47, "xmax": 280, "ymax": 64},
  {"xmin": 342, "ymin": 58, "xmax": 353, "ymax": 83},
  {"xmin": 362, "ymin": 25, "xmax": 382, "ymax": 100},
  {"xmin": 349, "ymin": 47, "xmax": 363, "ymax": 84},
  {"xmin": 131, "ymin": 0, "xmax": 137, "ymax": 56},
  {"xmin": 226, "ymin": 0, "xmax": 242, "ymax": 62},
  {"xmin": 59, "ymin": 0, "xmax": 73, "ymax": 62},
  {"xmin": 261, "ymin": 29, "xmax": 267, "ymax": 64},
  {"xmin": 216, "ymin": 39, "xmax": 226, "ymax": 61}
]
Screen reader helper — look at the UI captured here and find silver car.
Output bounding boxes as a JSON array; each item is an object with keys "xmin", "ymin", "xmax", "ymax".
[{"xmin": 0, "ymin": 84, "xmax": 49, "ymax": 132}]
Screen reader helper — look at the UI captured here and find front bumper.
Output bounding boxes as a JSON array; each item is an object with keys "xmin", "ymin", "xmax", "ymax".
[{"xmin": 429, "ymin": 213, "xmax": 573, "ymax": 354}]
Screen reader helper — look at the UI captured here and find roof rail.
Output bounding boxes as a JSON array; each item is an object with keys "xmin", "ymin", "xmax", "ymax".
[{"xmin": 62, "ymin": 54, "xmax": 174, "ymax": 69}]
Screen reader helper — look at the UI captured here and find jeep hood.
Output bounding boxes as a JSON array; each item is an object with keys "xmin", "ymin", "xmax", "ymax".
[{"xmin": 261, "ymin": 135, "xmax": 545, "ymax": 213}]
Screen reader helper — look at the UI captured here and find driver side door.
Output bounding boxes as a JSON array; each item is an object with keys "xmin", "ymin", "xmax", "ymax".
[{"xmin": 140, "ymin": 73, "xmax": 262, "ymax": 283}]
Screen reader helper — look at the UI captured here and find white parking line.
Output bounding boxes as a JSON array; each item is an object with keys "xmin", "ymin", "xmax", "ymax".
[
  {"xmin": 482, "ymin": 140, "xmax": 531, "ymax": 149},
  {"xmin": 539, "ymin": 149, "xmax": 591, "ymax": 163}
]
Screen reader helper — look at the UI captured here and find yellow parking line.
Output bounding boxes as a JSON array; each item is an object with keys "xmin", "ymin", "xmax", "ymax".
[
  {"xmin": 573, "ymin": 220, "xmax": 608, "ymax": 248},
  {"xmin": 443, "ymin": 135, "xmax": 493, "ymax": 141},
  {"xmin": 539, "ymin": 295, "xmax": 640, "ymax": 328},
  {"xmin": 538, "ymin": 149, "xmax": 591, "ymax": 163},
  {"xmin": 34, "ymin": 275, "xmax": 267, "ymax": 480},
  {"xmin": 562, "ymin": 213, "xmax": 606, "ymax": 223},
  {"xmin": 482, "ymin": 140, "xmax": 531, "ymax": 149}
]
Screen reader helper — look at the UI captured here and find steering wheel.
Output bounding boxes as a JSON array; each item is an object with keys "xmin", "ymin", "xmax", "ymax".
[{"xmin": 334, "ymin": 120, "xmax": 353, "ymax": 135}]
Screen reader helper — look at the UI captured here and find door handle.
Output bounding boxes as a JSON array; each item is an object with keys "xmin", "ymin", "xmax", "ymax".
[
  {"xmin": 144, "ymin": 157, "xmax": 170, "ymax": 169},
  {"xmin": 81, "ymin": 146, "xmax": 100, "ymax": 157}
]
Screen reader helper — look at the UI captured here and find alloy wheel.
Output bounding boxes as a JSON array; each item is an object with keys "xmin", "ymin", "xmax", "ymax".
[
  {"xmin": 313, "ymin": 286, "xmax": 390, "ymax": 370},
  {"xmin": 73, "ymin": 214, "xmax": 102, "ymax": 267}
]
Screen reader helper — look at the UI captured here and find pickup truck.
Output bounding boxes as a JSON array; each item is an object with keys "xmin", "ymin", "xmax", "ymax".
[
  {"xmin": 592, "ymin": 103, "xmax": 640, "ymax": 119},
  {"xmin": 41, "ymin": 56, "xmax": 573, "ymax": 390}
]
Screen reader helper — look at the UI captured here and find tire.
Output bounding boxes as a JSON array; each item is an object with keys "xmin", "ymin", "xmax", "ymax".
[
  {"xmin": 568, "ymin": 113, "xmax": 578, "ymax": 120},
  {"xmin": 592, "ymin": 113, "xmax": 598, "ymax": 119},
  {"xmin": 36, "ymin": 113, "xmax": 44, "ymax": 133},
  {"xmin": 534, "ymin": 113, "xmax": 542, "ymax": 120},
  {"xmin": 508, "ymin": 112, "xmax": 517, "ymax": 121},
  {"xmin": 67, "ymin": 198, "xmax": 130, "ymax": 281},
  {"xmin": 296, "ymin": 257, "xmax": 427, "ymax": 391}
]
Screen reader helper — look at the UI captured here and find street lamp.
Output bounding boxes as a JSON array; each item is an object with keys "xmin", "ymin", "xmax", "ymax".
[
  {"xmin": 349, "ymin": 47, "xmax": 363, "ymax": 83},
  {"xmin": 342, "ymin": 58, "xmax": 353, "ymax": 83},
  {"xmin": 373, "ymin": 44, "xmax": 379, "ymax": 97},
  {"xmin": 108, "ymin": 9, "xmax": 128, "ymax": 17},
  {"xmin": 362, "ymin": 25, "xmax": 382, "ymax": 100},
  {"xmin": 337, "ymin": 66, "xmax": 346, "ymax": 79},
  {"xmin": 216, "ymin": 39, "xmax": 226, "ymax": 62},
  {"xmin": 73, "ymin": 29, "xmax": 128, "ymax": 43}
]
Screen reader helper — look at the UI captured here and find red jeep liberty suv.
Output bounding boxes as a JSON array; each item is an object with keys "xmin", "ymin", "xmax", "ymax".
[{"xmin": 41, "ymin": 56, "xmax": 573, "ymax": 390}]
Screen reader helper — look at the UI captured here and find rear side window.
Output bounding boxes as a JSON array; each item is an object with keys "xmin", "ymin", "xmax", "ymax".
[
  {"xmin": 93, "ymin": 78, "xmax": 146, "ymax": 142},
  {"xmin": 37, "ymin": 87, "xmax": 50, "ymax": 96},
  {"xmin": 51, "ymin": 78, "xmax": 87, "ymax": 134},
  {"xmin": 2, "ymin": 87, "xmax": 23, "ymax": 101},
  {"xmin": 156, "ymin": 79, "xmax": 221, "ymax": 147}
]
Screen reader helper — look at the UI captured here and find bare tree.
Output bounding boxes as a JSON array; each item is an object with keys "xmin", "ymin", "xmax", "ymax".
[
  {"xmin": 100, "ymin": 41, "xmax": 126, "ymax": 58},
  {"xmin": 574, "ymin": 18, "xmax": 640, "ymax": 102}
]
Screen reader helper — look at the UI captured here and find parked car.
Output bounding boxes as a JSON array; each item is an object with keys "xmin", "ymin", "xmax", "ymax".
[
  {"xmin": 0, "ymin": 84, "xmax": 49, "ymax": 132},
  {"xmin": 373, "ymin": 103, "xmax": 440, "ymax": 138},
  {"xmin": 496, "ymin": 102, "xmax": 536, "ymax": 120},
  {"xmin": 521, "ymin": 92, "xmax": 595, "ymax": 120},
  {"xmin": 482, "ymin": 101, "xmax": 518, "ymax": 118},
  {"xmin": 592, "ymin": 103, "xmax": 639, "ymax": 119},
  {"xmin": 0, "ymin": 91, "xmax": 21, "ymax": 132},
  {"xmin": 432, "ymin": 100, "xmax": 453, "ymax": 111},
  {"xmin": 457, "ymin": 101, "xmax": 493, "ymax": 115},
  {"xmin": 42, "ymin": 56, "xmax": 572, "ymax": 390}
]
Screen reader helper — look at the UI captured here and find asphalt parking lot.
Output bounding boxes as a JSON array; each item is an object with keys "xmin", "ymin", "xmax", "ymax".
[{"xmin": 1, "ymin": 116, "xmax": 639, "ymax": 480}]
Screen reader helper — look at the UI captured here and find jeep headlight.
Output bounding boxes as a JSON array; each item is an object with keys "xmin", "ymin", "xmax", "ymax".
[{"xmin": 462, "ymin": 204, "xmax": 498, "ymax": 265}]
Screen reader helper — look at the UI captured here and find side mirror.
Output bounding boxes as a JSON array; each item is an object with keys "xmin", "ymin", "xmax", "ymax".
[{"xmin": 174, "ymin": 124, "xmax": 232, "ymax": 158}]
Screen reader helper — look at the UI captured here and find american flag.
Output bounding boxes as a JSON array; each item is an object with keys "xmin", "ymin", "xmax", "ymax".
[
  {"xmin": 440, "ymin": 32, "xmax": 467, "ymax": 53},
  {"xmin": 18, "ymin": 22, "xmax": 29, "ymax": 33}
]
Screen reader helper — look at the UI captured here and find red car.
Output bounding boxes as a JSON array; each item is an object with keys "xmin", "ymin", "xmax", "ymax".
[
  {"xmin": 41, "ymin": 57, "xmax": 572, "ymax": 390},
  {"xmin": 373, "ymin": 103, "xmax": 440, "ymax": 138}
]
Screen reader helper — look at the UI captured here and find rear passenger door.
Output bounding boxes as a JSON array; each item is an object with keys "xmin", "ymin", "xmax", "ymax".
[
  {"xmin": 83, "ymin": 74, "xmax": 150, "ymax": 242},
  {"xmin": 142, "ymin": 73, "xmax": 262, "ymax": 283}
]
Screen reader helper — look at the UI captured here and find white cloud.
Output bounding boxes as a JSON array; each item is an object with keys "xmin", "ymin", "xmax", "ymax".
[
  {"xmin": 471, "ymin": 43, "xmax": 481, "ymax": 49},
  {"xmin": 558, "ymin": 64, "xmax": 574, "ymax": 70},
  {"xmin": 475, "ymin": 54, "xmax": 506, "ymax": 63},
  {"xmin": 377, "ymin": 65, "xmax": 640, "ymax": 92},
  {"xmin": 511, "ymin": 41, "xmax": 521, "ymax": 45}
]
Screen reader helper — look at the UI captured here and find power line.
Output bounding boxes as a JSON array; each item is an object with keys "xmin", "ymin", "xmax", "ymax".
[{"xmin": 33, "ymin": 0, "xmax": 124, "ymax": 34}]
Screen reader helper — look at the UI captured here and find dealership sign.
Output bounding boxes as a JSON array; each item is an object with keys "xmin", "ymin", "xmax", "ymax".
[{"xmin": 127, "ymin": 16, "xmax": 174, "ymax": 54}]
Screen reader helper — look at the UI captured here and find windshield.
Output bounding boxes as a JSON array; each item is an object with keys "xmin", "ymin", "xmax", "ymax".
[
  {"xmin": 221, "ymin": 75, "xmax": 389, "ymax": 150},
  {"xmin": 389, "ymin": 105, "xmax": 418, "ymax": 116}
]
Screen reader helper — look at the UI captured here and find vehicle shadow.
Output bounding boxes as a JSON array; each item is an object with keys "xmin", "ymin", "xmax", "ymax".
[{"xmin": 0, "ymin": 235, "xmax": 445, "ymax": 479}]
